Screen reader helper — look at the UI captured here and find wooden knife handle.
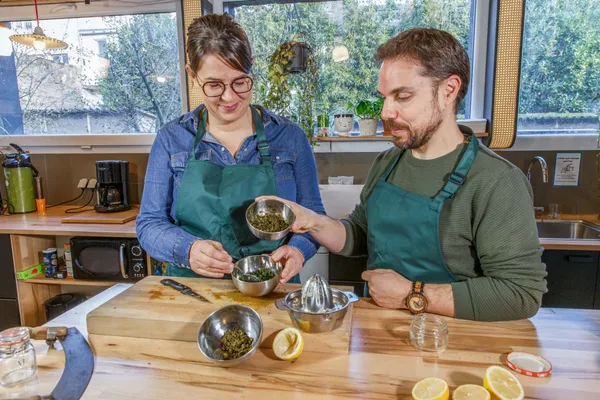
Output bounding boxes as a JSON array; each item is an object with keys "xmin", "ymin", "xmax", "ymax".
[{"xmin": 28, "ymin": 327, "xmax": 68, "ymax": 341}]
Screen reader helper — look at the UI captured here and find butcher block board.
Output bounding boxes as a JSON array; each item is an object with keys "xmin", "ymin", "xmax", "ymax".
[
  {"xmin": 87, "ymin": 276, "xmax": 354, "ymax": 355},
  {"xmin": 61, "ymin": 206, "xmax": 139, "ymax": 224}
]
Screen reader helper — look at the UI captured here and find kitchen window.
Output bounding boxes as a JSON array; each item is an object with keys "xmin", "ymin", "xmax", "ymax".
[
  {"xmin": 0, "ymin": 13, "xmax": 181, "ymax": 136},
  {"xmin": 224, "ymin": 0, "xmax": 479, "ymax": 126},
  {"xmin": 516, "ymin": 0, "xmax": 600, "ymax": 143}
]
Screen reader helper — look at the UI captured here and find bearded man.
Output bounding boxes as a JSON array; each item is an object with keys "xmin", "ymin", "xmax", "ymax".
[{"xmin": 260, "ymin": 28, "xmax": 547, "ymax": 322}]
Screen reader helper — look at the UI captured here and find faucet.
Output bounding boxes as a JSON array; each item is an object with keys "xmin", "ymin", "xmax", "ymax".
[
  {"xmin": 526, "ymin": 156, "xmax": 548, "ymax": 216},
  {"xmin": 527, "ymin": 156, "xmax": 548, "ymax": 184}
]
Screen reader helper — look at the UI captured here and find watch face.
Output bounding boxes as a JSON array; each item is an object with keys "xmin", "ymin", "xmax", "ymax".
[{"xmin": 408, "ymin": 294, "xmax": 427, "ymax": 313}]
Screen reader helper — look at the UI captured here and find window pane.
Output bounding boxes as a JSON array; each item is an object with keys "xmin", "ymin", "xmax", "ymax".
[
  {"xmin": 230, "ymin": 0, "xmax": 474, "ymax": 133},
  {"xmin": 0, "ymin": 13, "xmax": 181, "ymax": 135},
  {"xmin": 517, "ymin": 0, "xmax": 600, "ymax": 136}
]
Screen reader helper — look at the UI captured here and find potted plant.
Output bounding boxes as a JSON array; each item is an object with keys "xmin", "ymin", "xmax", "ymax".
[
  {"xmin": 265, "ymin": 38, "xmax": 318, "ymax": 145},
  {"xmin": 350, "ymin": 98, "xmax": 383, "ymax": 136}
]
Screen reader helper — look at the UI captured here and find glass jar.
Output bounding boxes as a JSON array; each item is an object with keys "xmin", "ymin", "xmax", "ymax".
[
  {"xmin": 0, "ymin": 327, "xmax": 38, "ymax": 387},
  {"xmin": 409, "ymin": 313, "xmax": 449, "ymax": 352}
]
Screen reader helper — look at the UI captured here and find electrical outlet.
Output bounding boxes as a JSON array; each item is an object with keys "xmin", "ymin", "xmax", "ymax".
[
  {"xmin": 86, "ymin": 179, "xmax": 97, "ymax": 190},
  {"xmin": 77, "ymin": 178, "xmax": 89, "ymax": 189}
]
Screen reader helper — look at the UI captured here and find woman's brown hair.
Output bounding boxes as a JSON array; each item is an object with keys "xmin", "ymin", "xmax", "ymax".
[{"xmin": 186, "ymin": 13, "xmax": 253, "ymax": 74}]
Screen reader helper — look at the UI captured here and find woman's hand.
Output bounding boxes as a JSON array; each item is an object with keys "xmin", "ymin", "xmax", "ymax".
[
  {"xmin": 271, "ymin": 245, "xmax": 305, "ymax": 284},
  {"xmin": 255, "ymin": 195, "xmax": 320, "ymax": 234},
  {"xmin": 188, "ymin": 240, "xmax": 234, "ymax": 278}
]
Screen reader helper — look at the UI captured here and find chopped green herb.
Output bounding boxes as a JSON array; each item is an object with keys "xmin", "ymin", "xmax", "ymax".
[
  {"xmin": 250, "ymin": 213, "xmax": 289, "ymax": 232},
  {"xmin": 220, "ymin": 329, "xmax": 254, "ymax": 360}
]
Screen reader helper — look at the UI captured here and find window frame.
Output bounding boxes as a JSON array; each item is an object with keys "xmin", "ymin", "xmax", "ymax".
[{"xmin": 0, "ymin": 0, "xmax": 187, "ymax": 154}]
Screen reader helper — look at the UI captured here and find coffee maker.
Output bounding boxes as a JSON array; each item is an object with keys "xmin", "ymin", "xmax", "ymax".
[{"xmin": 95, "ymin": 160, "xmax": 131, "ymax": 213}]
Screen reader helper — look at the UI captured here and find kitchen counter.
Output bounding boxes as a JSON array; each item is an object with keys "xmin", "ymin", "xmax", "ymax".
[
  {"xmin": 1, "ymin": 284, "xmax": 600, "ymax": 400},
  {"xmin": 0, "ymin": 206, "xmax": 137, "ymax": 237}
]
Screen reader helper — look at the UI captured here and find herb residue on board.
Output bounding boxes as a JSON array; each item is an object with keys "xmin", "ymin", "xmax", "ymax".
[
  {"xmin": 250, "ymin": 213, "xmax": 289, "ymax": 232},
  {"xmin": 220, "ymin": 329, "xmax": 254, "ymax": 360}
]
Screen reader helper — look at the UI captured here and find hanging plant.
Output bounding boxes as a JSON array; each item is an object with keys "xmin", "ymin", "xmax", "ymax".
[{"xmin": 265, "ymin": 37, "xmax": 319, "ymax": 145}]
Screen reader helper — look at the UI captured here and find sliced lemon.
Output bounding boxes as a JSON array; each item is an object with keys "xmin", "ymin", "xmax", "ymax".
[
  {"xmin": 483, "ymin": 366, "xmax": 524, "ymax": 400},
  {"xmin": 272, "ymin": 327, "xmax": 304, "ymax": 361},
  {"xmin": 453, "ymin": 384, "xmax": 491, "ymax": 400},
  {"xmin": 412, "ymin": 378, "xmax": 450, "ymax": 400}
]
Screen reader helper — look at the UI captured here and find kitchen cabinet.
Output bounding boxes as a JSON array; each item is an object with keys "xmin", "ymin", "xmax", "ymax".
[
  {"xmin": 542, "ymin": 250, "xmax": 599, "ymax": 309},
  {"xmin": 329, "ymin": 253, "xmax": 367, "ymax": 296},
  {"xmin": 0, "ymin": 299, "xmax": 20, "ymax": 330},
  {"xmin": 0, "ymin": 234, "xmax": 20, "ymax": 329}
]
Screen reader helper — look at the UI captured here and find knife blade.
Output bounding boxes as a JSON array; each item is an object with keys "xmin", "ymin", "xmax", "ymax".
[{"xmin": 160, "ymin": 278, "xmax": 210, "ymax": 302}]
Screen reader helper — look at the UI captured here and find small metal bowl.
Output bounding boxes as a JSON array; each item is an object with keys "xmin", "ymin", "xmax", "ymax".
[
  {"xmin": 232, "ymin": 255, "xmax": 282, "ymax": 297},
  {"xmin": 246, "ymin": 199, "xmax": 295, "ymax": 241},
  {"xmin": 197, "ymin": 304, "xmax": 263, "ymax": 367}
]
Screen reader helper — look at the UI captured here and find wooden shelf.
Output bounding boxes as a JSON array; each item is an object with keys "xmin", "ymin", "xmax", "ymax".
[{"xmin": 23, "ymin": 276, "xmax": 118, "ymax": 287}]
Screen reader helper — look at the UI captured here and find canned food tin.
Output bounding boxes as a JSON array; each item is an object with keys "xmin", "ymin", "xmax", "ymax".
[{"xmin": 43, "ymin": 248, "xmax": 58, "ymax": 278}]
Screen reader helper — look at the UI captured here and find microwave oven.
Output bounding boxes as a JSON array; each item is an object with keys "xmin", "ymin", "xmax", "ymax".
[{"xmin": 70, "ymin": 237, "xmax": 148, "ymax": 281}]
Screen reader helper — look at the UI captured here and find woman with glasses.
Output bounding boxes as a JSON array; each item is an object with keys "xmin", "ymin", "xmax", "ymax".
[{"xmin": 137, "ymin": 14, "xmax": 325, "ymax": 284}]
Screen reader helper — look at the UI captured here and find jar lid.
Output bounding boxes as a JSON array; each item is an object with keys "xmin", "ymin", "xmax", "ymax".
[
  {"xmin": 506, "ymin": 351, "xmax": 552, "ymax": 378},
  {"xmin": 0, "ymin": 327, "xmax": 30, "ymax": 347}
]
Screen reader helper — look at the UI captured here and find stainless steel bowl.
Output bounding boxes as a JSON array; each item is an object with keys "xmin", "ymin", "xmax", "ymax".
[
  {"xmin": 275, "ymin": 288, "xmax": 359, "ymax": 333},
  {"xmin": 197, "ymin": 304, "xmax": 263, "ymax": 367},
  {"xmin": 246, "ymin": 199, "xmax": 295, "ymax": 241},
  {"xmin": 232, "ymin": 255, "xmax": 282, "ymax": 297}
]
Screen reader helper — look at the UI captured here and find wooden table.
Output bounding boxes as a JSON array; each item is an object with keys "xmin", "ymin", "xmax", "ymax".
[{"xmin": 1, "ymin": 285, "xmax": 600, "ymax": 400}]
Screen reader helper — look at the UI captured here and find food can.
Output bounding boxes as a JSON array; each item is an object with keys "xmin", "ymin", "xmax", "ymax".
[
  {"xmin": 43, "ymin": 248, "xmax": 58, "ymax": 278},
  {"xmin": 63, "ymin": 244, "xmax": 73, "ymax": 278}
]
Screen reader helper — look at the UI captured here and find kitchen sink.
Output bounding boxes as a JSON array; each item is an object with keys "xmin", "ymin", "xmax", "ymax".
[{"xmin": 536, "ymin": 220, "xmax": 600, "ymax": 239}]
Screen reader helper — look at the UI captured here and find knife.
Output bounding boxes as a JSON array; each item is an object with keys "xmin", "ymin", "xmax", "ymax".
[{"xmin": 160, "ymin": 278, "xmax": 210, "ymax": 303}]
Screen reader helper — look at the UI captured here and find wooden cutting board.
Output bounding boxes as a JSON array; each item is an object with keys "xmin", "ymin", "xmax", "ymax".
[
  {"xmin": 87, "ymin": 276, "xmax": 354, "ymax": 355},
  {"xmin": 61, "ymin": 206, "xmax": 139, "ymax": 224}
]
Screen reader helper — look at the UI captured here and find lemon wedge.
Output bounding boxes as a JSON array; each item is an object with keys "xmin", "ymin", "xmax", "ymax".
[
  {"xmin": 412, "ymin": 378, "xmax": 450, "ymax": 400},
  {"xmin": 483, "ymin": 366, "xmax": 524, "ymax": 400},
  {"xmin": 272, "ymin": 327, "xmax": 304, "ymax": 361},
  {"xmin": 453, "ymin": 384, "xmax": 491, "ymax": 400}
]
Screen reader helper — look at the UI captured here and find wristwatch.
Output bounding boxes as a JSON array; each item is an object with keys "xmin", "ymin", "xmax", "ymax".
[{"xmin": 405, "ymin": 281, "xmax": 428, "ymax": 314}]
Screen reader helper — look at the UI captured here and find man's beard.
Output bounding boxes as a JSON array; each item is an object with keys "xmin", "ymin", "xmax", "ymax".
[{"xmin": 387, "ymin": 101, "xmax": 443, "ymax": 150}]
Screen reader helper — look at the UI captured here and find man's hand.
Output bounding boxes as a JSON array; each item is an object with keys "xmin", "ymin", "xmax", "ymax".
[
  {"xmin": 255, "ymin": 195, "xmax": 319, "ymax": 233},
  {"xmin": 271, "ymin": 245, "xmax": 305, "ymax": 284},
  {"xmin": 362, "ymin": 269, "xmax": 411, "ymax": 309},
  {"xmin": 188, "ymin": 240, "xmax": 234, "ymax": 278}
]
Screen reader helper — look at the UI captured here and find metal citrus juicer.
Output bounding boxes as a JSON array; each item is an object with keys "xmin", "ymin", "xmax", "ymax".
[{"xmin": 299, "ymin": 274, "xmax": 334, "ymax": 312}]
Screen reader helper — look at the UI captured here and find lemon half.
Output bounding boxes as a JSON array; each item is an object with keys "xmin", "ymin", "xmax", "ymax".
[
  {"xmin": 412, "ymin": 378, "xmax": 450, "ymax": 400},
  {"xmin": 453, "ymin": 384, "xmax": 491, "ymax": 400},
  {"xmin": 272, "ymin": 327, "xmax": 304, "ymax": 361},
  {"xmin": 483, "ymin": 366, "xmax": 524, "ymax": 400}
]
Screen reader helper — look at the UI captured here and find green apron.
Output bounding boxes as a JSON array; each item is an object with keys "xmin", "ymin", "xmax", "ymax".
[
  {"xmin": 166, "ymin": 106, "xmax": 287, "ymax": 278},
  {"xmin": 365, "ymin": 133, "xmax": 478, "ymax": 294}
]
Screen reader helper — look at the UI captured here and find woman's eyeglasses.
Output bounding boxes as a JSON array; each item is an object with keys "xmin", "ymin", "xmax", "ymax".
[{"xmin": 198, "ymin": 76, "xmax": 254, "ymax": 97}]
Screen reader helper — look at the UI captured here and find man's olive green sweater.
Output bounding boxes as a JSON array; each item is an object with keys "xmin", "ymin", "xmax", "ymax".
[{"xmin": 339, "ymin": 127, "xmax": 548, "ymax": 322}]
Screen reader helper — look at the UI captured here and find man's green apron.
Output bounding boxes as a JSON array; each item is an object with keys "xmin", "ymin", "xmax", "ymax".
[
  {"xmin": 166, "ymin": 106, "xmax": 288, "ymax": 278},
  {"xmin": 365, "ymin": 133, "xmax": 478, "ymax": 293}
]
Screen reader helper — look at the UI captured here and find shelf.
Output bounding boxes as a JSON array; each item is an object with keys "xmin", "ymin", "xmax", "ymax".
[
  {"xmin": 23, "ymin": 276, "xmax": 118, "ymax": 287},
  {"xmin": 313, "ymin": 132, "xmax": 489, "ymax": 153}
]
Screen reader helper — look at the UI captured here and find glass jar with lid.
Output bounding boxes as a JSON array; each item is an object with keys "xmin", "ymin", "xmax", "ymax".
[
  {"xmin": 409, "ymin": 313, "xmax": 449, "ymax": 352},
  {"xmin": 0, "ymin": 327, "xmax": 38, "ymax": 387}
]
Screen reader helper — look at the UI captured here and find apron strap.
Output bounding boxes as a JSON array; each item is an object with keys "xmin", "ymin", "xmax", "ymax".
[
  {"xmin": 191, "ymin": 106, "xmax": 272, "ymax": 163},
  {"xmin": 251, "ymin": 107, "xmax": 272, "ymax": 163},
  {"xmin": 431, "ymin": 132, "xmax": 479, "ymax": 208}
]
